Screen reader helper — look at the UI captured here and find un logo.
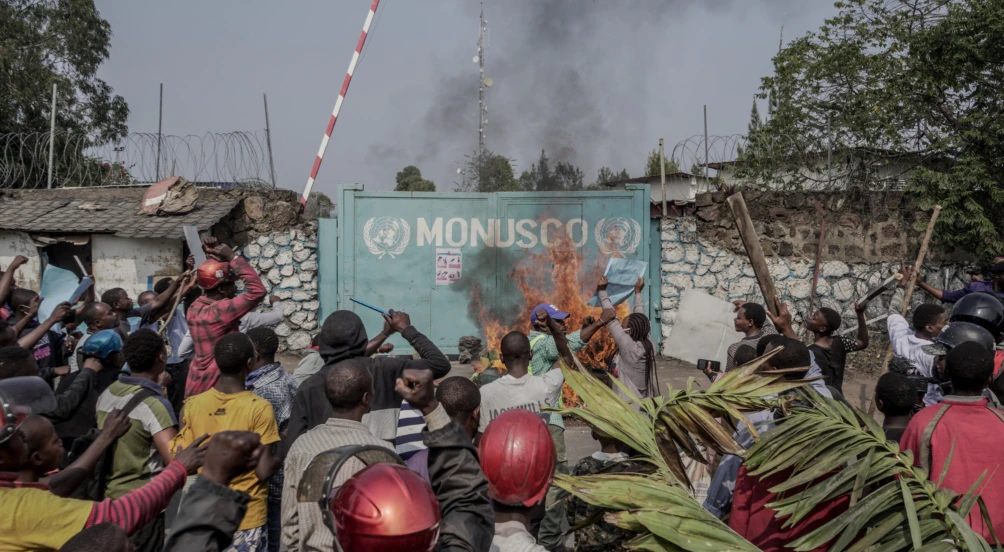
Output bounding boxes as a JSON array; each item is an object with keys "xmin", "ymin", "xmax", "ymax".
[
  {"xmin": 594, "ymin": 217, "xmax": 642, "ymax": 256},
  {"xmin": 363, "ymin": 217, "xmax": 411, "ymax": 259}
]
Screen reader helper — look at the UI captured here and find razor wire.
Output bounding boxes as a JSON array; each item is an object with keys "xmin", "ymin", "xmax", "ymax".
[
  {"xmin": 0, "ymin": 131, "xmax": 274, "ymax": 189},
  {"xmin": 670, "ymin": 133, "xmax": 924, "ymax": 193}
]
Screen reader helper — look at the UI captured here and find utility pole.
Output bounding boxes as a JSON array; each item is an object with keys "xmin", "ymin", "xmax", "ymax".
[
  {"xmin": 47, "ymin": 83, "xmax": 57, "ymax": 189},
  {"xmin": 703, "ymin": 104, "xmax": 710, "ymax": 182},
  {"xmin": 263, "ymin": 93, "xmax": 277, "ymax": 188},
  {"xmin": 659, "ymin": 138, "xmax": 667, "ymax": 218},
  {"xmin": 156, "ymin": 83, "xmax": 164, "ymax": 181}
]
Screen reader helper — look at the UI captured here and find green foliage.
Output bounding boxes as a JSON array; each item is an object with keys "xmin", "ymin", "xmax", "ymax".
[
  {"xmin": 557, "ymin": 347, "xmax": 996, "ymax": 551},
  {"xmin": 394, "ymin": 165, "xmax": 436, "ymax": 192},
  {"xmin": 455, "ymin": 150, "xmax": 521, "ymax": 192},
  {"xmin": 743, "ymin": 0, "xmax": 1004, "ymax": 257},
  {"xmin": 517, "ymin": 149, "xmax": 586, "ymax": 191},
  {"xmin": 744, "ymin": 393, "xmax": 994, "ymax": 551},
  {"xmin": 0, "ymin": 0, "xmax": 128, "ymax": 140},
  {"xmin": 594, "ymin": 166, "xmax": 631, "ymax": 186},
  {"xmin": 645, "ymin": 149, "xmax": 680, "ymax": 177}
]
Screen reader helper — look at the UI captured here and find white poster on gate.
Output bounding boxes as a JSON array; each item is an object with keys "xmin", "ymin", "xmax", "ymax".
[
  {"xmin": 435, "ymin": 248, "xmax": 462, "ymax": 285},
  {"xmin": 663, "ymin": 289, "xmax": 744, "ymax": 367}
]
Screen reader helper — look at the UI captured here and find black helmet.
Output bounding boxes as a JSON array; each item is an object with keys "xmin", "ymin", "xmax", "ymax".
[
  {"xmin": 922, "ymin": 321, "xmax": 996, "ymax": 356},
  {"xmin": 950, "ymin": 293, "xmax": 1004, "ymax": 342}
]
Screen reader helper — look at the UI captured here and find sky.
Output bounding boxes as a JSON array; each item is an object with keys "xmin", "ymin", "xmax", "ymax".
[{"xmin": 94, "ymin": 0, "xmax": 838, "ymax": 196}]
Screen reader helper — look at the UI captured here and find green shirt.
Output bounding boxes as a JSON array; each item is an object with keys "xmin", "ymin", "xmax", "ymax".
[
  {"xmin": 527, "ymin": 330, "xmax": 586, "ymax": 428},
  {"xmin": 95, "ymin": 379, "xmax": 177, "ymax": 499}
]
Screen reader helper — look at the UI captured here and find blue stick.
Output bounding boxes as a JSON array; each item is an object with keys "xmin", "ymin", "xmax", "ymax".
[{"xmin": 350, "ymin": 297, "xmax": 390, "ymax": 316}]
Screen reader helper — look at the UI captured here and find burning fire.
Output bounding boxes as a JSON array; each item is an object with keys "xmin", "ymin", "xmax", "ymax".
[{"xmin": 470, "ymin": 231, "xmax": 630, "ymax": 406}]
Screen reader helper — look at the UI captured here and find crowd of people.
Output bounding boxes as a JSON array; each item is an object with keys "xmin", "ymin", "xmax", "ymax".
[{"xmin": 3, "ymin": 237, "xmax": 1004, "ymax": 552}]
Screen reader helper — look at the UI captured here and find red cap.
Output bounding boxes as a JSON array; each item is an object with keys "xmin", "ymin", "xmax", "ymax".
[
  {"xmin": 332, "ymin": 463, "xmax": 441, "ymax": 552},
  {"xmin": 196, "ymin": 259, "xmax": 232, "ymax": 290},
  {"xmin": 478, "ymin": 409, "xmax": 556, "ymax": 506}
]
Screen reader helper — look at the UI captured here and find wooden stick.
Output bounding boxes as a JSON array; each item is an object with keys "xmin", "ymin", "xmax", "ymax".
[
  {"xmin": 881, "ymin": 205, "xmax": 942, "ymax": 371},
  {"xmin": 726, "ymin": 192, "xmax": 780, "ymax": 316},
  {"xmin": 158, "ymin": 271, "xmax": 193, "ymax": 338}
]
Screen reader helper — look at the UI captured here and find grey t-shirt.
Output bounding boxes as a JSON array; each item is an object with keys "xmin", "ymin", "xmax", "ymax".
[{"xmin": 478, "ymin": 370, "xmax": 564, "ymax": 433}]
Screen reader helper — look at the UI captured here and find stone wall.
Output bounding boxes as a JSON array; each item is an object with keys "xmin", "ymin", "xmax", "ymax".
[
  {"xmin": 691, "ymin": 190, "xmax": 955, "ymax": 263},
  {"xmin": 659, "ymin": 196, "xmax": 973, "ymax": 350},
  {"xmin": 240, "ymin": 221, "xmax": 319, "ymax": 354}
]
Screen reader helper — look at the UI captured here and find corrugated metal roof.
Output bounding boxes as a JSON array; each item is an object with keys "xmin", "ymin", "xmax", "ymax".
[{"xmin": 0, "ymin": 189, "xmax": 243, "ymax": 239}]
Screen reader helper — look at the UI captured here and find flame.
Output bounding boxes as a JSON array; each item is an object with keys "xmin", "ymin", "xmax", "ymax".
[{"xmin": 469, "ymin": 231, "xmax": 630, "ymax": 407}]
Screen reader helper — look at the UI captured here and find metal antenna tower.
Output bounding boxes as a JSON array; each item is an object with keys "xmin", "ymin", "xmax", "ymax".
[{"xmin": 476, "ymin": 2, "xmax": 489, "ymax": 159}]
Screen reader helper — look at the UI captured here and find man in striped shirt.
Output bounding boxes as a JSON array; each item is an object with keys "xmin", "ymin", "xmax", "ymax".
[{"xmin": 281, "ymin": 357, "xmax": 395, "ymax": 552}]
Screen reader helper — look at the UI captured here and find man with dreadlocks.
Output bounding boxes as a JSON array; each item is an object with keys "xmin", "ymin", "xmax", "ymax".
[{"xmin": 597, "ymin": 276, "xmax": 658, "ymax": 399}]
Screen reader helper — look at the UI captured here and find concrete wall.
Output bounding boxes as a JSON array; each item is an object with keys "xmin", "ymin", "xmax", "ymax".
[
  {"xmin": 658, "ymin": 192, "xmax": 972, "ymax": 349},
  {"xmin": 91, "ymin": 235, "xmax": 183, "ymax": 299},
  {"xmin": 0, "ymin": 231, "xmax": 42, "ymax": 291},
  {"xmin": 241, "ymin": 221, "xmax": 319, "ymax": 354}
]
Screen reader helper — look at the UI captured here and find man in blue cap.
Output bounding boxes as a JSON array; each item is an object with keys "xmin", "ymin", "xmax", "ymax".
[{"xmin": 526, "ymin": 303, "xmax": 605, "ymax": 551}]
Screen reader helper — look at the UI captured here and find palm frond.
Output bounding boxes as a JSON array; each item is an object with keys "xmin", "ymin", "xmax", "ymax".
[{"xmin": 745, "ymin": 392, "xmax": 994, "ymax": 552}]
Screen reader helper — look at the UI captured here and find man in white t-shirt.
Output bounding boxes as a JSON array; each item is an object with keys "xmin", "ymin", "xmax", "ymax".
[
  {"xmin": 887, "ymin": 271, "xmax": 948, "ymax": 405},
  {"xmin": 478, "ymin": 331, "xmax": 564, "ymax": 434}
]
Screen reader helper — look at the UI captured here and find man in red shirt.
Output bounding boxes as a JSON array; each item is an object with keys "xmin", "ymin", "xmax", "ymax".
[
  {"xmin": 185, "ymin": 238, "xmax": 266, "ymax": 397},
  {"xmin": 727, "ymin": 338, "xmax": 850, "ymax": 552},
  {"xmin": 901, "ymin": 341, "xmax": 1004, "ymax": 541}
]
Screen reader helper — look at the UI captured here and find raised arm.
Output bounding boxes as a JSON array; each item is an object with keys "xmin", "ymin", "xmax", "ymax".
[
  {"xmin": 203, "ymin": 240, "xmax": 267, "ymax": 325},
  {"xmin": 147, "ymin": 274, "xmax": 195, "ymax": 324},
  {"xmin": 0, "ymin": 255, "xmax": 28, "ymax": 307},
  {"xmin": 633, "ymin": 278, "xmax": 646, "ymax": 314},
  {"xmin": 17, "ymin": 301, "xmax": 70, "ymax": 350},
  {"xmin": 850, "ymin": 300, "xmax": 870, "ymax": 351},
  {"xmin": 537, "ymin": 308, "xmax": 574, "ymax": 369},
  {"xmin": 383, "ymin": 310, "xmax": 451, "ymax": 378},
  {"xmin": 364, "ymin": 317, "xmax": 395, "ymax": 356},
  {"xmin": 766, "ymin": 299, "xmax": 799, "ymax": 339}
]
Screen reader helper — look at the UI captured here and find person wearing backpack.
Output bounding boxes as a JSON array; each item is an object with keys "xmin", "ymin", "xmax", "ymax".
[{"xmin": 95, "ymin": 328, "xmax": 178, "ymax": 552}]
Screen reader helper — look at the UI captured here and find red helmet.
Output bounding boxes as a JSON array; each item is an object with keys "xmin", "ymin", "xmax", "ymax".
[
  {"xmin": 196, "ymin": 259, "xmax": 232, "ymax": 290},
  {"xmin": 478, "ymin": 409, "xmax": 556, "ymax": 506},
  {"xmin": 296, "ymin": 445, "xmax": 441, "ymax": 552},
  {"xmin": 332, "ymin": 463, "xmax": 442, "ymax": 552}
]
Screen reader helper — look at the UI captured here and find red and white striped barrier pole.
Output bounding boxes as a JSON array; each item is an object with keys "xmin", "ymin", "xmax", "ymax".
[{"xmin": 300, "ymin": 0, "xmax": 380, "ymax": 205}]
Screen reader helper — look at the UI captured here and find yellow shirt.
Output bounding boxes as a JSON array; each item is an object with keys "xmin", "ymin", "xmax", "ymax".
[
  {"xmin": 0, "ymin": 487, "xmax": 92, "ymax": 551},
  {"xmin": 171, "ymin": 388, "xmax": 279, "ymax": 531}
]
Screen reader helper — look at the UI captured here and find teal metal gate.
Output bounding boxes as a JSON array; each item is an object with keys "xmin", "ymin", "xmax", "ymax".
[{"xmin": 318, "ymin": 184, "xmax": 657, "ymax": 354}]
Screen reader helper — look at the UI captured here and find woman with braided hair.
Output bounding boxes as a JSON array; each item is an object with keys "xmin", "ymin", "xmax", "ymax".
[{"xmin": 596, "ymin": 277, "xmax": 659, "ymax": 399}]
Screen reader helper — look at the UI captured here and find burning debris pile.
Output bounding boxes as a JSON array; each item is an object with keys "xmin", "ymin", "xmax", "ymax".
[{"xmin": 469, "ymin": 234, "xmax": 629, "ymax": 406}]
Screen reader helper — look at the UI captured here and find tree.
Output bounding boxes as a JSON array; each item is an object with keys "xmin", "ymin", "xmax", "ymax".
[
  {"xmin": 0, "ymin": 0, "xmax": 128, "ymax": 141},
  {"xmin": 516, "ymin": 149, "xmax": 587, "ymax": 191},
  {"xmin": 644, "ymin": 149, "xmax": 680, "ymax": 177},
  {"xmin": 394, "ymin": 165, "xmax": 435, "ymax": 192},
  {"xmin": 455, "ymin": 150, "xmax": 520, "ymax": 192},
  {"xmin": 554, "ymin": 161, "xmax": 584, "ymax": 191},
  {"xmin": 743, "ymin": 0, "xmax": 1004, "ymax": 257},
  {"xmin": 594, "ymin": 167, "xmax": 630, "ymax": 185}
]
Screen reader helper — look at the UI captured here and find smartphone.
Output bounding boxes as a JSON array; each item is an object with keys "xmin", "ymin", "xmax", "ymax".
[
  {"xmin": 697, "ymin": 359, "xmax": 720, "ymax": 382},
  {"xmin": 697, "ymin": 359, "xmax": 720, "ymax": 372}
]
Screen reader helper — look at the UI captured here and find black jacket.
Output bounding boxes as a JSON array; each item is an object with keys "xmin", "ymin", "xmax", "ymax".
[
  {"xmin": 280, "ymin": 325, "xmax": 451, "ymax": 458},
  {"xmin": 426, "ymin": 420, "xmax": 494, "ymax": 552},
  {"xmin": 163, "ymin": 476, "xmax": 250, "ymax": 552}
]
